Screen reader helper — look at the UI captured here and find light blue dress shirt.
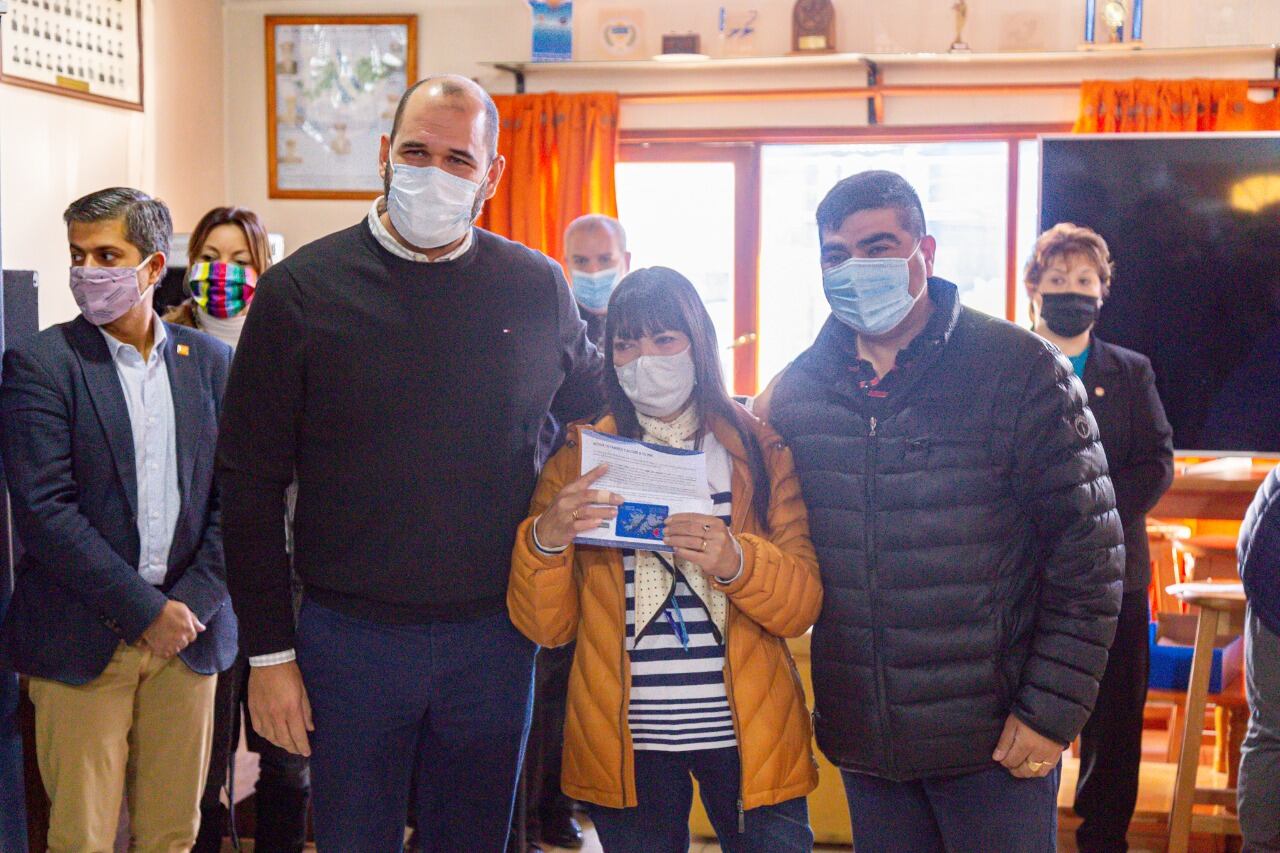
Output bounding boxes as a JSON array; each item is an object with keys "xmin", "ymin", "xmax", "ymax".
[{"xmin": 100, "ymin": 318, "xmax": 180, "ymax": 586}]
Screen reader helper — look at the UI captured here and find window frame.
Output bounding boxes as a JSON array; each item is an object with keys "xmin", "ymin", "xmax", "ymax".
[{"xmin": 620, "ymin": 122, "xmax": 1069, "ymax": 394}]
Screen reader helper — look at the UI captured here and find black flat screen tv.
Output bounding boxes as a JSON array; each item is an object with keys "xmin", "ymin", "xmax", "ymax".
[{"xmin": 1040, "ymin": 133, "xmax": 1280, "ymax": 456}]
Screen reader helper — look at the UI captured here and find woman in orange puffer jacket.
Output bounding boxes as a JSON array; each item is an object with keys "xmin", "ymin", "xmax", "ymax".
[{"xmin": 508, "ymin": 267, "xmax": 823, "ymax": 852}]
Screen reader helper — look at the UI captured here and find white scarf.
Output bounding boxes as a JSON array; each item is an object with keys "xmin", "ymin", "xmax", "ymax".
[
  {"xmin": 194, "ymin": 307, "xmax": 246, "ymax": 350},
  {"xmin": 632, "ymin": 406, "xmax": 728, "ymax": 643}
]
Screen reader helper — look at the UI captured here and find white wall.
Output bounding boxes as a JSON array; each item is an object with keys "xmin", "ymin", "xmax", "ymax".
[
  {"xmin": 568, "ymin": 0, "xmax": 1280, "ymax": 58},
  {"xmin": 0, "ymin": 0, "xmax": 226, "ymax": 327},
  {"xmin": 222, "ymin": 0, "xmax": 528, "ymax": 261},
  {"xmin": 220, "ymin": 0, "xmax": 1280, "ymax": 257},
  {"xmin": 12, "ymin": 0, "xmax": 1269, "ymax": 310},
  {"xmin": 0, "ymin": 0, "xmax": 1270, "ymax": 334}
]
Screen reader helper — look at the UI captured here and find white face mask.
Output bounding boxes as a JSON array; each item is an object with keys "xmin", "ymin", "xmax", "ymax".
[
  {"xmin": 615, "ymin": 346, "xmax": 697, "ymax": 418},
  {"xmin": 386, "ymin": 163, "xmax": 482, "ymax": 250}
]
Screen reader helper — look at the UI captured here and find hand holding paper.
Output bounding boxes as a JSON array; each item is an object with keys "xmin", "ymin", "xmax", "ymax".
[
  {"xmin": 573, "ymin": 430, "xmax": 714, "ymax": 552},
  {"xmin": 533, "ymin": 464, "xmax": 623, "ymax": 551}
]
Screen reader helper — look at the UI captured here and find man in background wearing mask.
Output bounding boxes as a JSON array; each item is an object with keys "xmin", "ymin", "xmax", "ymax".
[
  {"xmin": 0, "ymin": 187, "xmax": 236, "ymax": 850},
  {"xmin": 217, "ymin": 75, "xmax": 603, "ymax": 850},
  {"xmin": 757, "ymin": 171, "xmax": 1124, "ymax": 852},
  {"xmin": 564, "ymin": 213, "xmax": 630, "ymax": 348}
]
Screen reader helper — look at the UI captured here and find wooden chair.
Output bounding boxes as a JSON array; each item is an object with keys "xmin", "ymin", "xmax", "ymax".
[
  {"xmin": 1144, "ymin": 520, "xmax": 1194, "ymax": 760},
  {"xmin": 1175, "ymin": 535, "xmax": 1240, "ymax": 583},
  {"xmin": 1165, "ymin": 584, "xmax": 1247, "ymax": 853},
  {"xmin": 1148, "ymin": 521, "xmax": 1193, "ymax": 614}
]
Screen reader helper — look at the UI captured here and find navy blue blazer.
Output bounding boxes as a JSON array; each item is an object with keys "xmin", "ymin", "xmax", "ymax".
[
  {"xmin": 1239, "ymin": 466, "xmax": 1280, "ymax": 639},
  {"xmin": 0, "ymin": 316, "xmax": 237, "ymax": 684},
  {"xmin": 1081, "ymin": 336, "xmax": 1175, "ymax": 593}
]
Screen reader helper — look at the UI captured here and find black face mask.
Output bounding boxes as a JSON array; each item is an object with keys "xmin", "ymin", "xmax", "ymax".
[{"xmin": 1039, "ymin": 292, "xmax": 1100, "ymax": 338}]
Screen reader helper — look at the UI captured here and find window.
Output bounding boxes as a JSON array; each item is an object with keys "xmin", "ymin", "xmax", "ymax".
[
  {"xmin": 620, "ymin": 129, "xmax": 1060, "ymax": 394},
  {"xmin": 757, "ymin": 142, "xmax": 1010, "ymax": 386},
  {"xmin": 1014, "ymin": 138, "xmax": 1043, "ymax": 329},
  {"xmin": 616, "ymin": 147, "xmax": 757, "ymax": 392}
]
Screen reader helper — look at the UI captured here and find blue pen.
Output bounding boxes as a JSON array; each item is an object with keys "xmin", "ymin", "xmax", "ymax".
[
  {"xmin": 1131, "ymin": 0, "xmax": 1143, "ymax": 40},
  {"xmin": 1084, "ymin": 0, "xmax": 1096, "ymax": 43},
  {"xmin": 664, "ymin": 607, "xmax": 691, "ymax": 652}
]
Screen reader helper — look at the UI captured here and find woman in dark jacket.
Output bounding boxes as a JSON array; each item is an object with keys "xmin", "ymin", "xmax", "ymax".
[{"xmin": 1025, "ymin": 222, "xmax": 1175, "ymax": 853}]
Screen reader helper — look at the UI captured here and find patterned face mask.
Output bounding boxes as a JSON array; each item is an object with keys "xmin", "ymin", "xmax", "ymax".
[{"xmin": 188, "ymin": 262, "xmax": 258, "ymax": 318}]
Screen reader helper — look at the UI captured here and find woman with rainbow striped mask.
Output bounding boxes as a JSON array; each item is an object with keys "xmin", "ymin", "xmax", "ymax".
[{"xmin": 165, "ymin": 207, "xmax": 269, "ymax": 351}]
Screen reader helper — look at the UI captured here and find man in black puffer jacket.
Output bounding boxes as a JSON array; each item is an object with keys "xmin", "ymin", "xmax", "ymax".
[{"xmin": 762, "ymin": 171, "xmax": 1125, "ymax": 853}]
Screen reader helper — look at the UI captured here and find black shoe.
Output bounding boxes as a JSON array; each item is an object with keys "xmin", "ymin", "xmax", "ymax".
[
  {"xmin": 253, "ymin": 784, "xmax": 310, "ymax": 853},
  {"xmin": 192, "ymin": 802, "xmax": 228, "ymax": 853},
  {"xmin": 538, "ymin": 812, "xmax": 583, "ymax": 850}
]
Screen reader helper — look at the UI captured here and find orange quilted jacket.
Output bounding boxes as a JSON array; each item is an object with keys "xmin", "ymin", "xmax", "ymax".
[{"xmin": 508, "ymin": 411, "xmax": 822, "ymax": 811}]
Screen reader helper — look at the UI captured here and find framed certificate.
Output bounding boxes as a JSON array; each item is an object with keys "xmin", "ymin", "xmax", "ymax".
[
  {"xmin": 1, "ymin": 0, "xmax": 143, "ymax": 110},
  {"xmin": 266, "ymin": 14, "xmax": 418, "ymax": 200}
]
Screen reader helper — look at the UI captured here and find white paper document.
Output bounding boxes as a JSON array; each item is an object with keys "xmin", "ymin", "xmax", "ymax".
[{"xmin": 575, "ymin": 430, "xmax": 714, "ymax": 552}]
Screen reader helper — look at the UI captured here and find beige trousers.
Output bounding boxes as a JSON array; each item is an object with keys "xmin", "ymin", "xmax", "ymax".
[{"xmin": 28, "ymin": 643, "xmax": 216, "ymax": 853}]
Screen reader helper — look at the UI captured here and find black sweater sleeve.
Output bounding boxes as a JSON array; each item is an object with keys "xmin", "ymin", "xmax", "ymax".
[
  {"xmin": 1011, "ymin": 345, "xmax": 1125, "ymax": 746},
  {"xmin": 547, "ymin": 259, "xmax": 604, "ymax": 423},
  {"xmin": 216, "ymin": 264, "xmax": 306, "ymax": 657}
]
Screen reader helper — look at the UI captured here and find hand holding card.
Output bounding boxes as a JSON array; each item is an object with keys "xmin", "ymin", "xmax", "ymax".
[
  {"xmin": 533, "ymin": 464, "xmax": 624, "ymax": 551},
  {"xmin": 573, "ymin": 431, "xmax": 714, "ymax": 552}
]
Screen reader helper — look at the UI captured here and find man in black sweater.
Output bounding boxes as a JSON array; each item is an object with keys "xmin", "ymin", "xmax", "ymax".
[{"xmin": 217, "ymin": 75, "xmax": 602, "ymax": 852}]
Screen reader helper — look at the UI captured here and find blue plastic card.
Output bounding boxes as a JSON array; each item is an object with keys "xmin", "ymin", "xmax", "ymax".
[{"xmin": 615, "ymin": 501, "xmax": 668, "ymax": 541}]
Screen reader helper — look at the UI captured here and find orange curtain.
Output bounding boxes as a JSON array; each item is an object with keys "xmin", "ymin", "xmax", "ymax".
[
  {"xmin": 478, "ymin": 92, "xmax": 619, "ymax": 262},
  {"xmin": 1075, "ymin": 79, "xmax": 1280, "ymax": 132}
]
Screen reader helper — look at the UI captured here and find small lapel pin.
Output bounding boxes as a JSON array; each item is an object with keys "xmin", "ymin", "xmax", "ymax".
[
  {"xmin": 176, "ymin": 344, "xmax": 190, "ymax": 356},
  {"xmin": 1094, "ymin": 386, "xmax": 1105, "ymax": 397}
]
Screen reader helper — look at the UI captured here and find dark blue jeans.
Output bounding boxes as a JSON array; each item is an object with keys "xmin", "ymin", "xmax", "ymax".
[
  {"xmin": 588, "ymin": 747, "xmax": 812, "ymax": 853},
  {"xmin": 841, "ymin": 764, "xmax": 1060, "ymax": 853},
  {"xmin": 295, "ymin": 600, "xmax": 536, "ymax": 853}
]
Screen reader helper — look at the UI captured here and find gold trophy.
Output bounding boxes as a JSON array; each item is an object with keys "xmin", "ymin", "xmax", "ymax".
[
  {"xmin": 1102, "ymin": 0, "xmax": 1126, "ymax": 43},
  {"xmin": 792, "ymin": 0, "xmax": 835, "ymax": 54},
  {"xmin": 949, "ymin": 1, "xmax": 970, "ymax": 52}
]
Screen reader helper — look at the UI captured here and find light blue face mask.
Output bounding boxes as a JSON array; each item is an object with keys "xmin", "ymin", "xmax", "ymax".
[
  {"xmin": 571, "ymin": 267, "xmax": 621, "ymax": 312},
  {"xmin": 822, "ymin": 243, "xmax": 924, "ymax": 336}
]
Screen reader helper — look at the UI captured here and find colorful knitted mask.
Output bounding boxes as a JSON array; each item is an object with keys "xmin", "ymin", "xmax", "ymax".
[{"xmin": 188, "ymin": 262, "xmax": 258, "ymax": 318}]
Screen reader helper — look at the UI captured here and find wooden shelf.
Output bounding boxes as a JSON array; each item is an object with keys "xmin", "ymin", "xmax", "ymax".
[
  {"xmin": 484, "ymin": 44, "xmax": 1280, "ymax": 125},
  {"xmin": 484, "ymin": 52, "xmax": 869, "ymax": 75},
  {"xmin": 865, "ymin": 43, "xmax": 1278, "ymax": 66},
  {"xmin": 483, "ymin": 43, "xmax": 1279, "ymax": 76}
]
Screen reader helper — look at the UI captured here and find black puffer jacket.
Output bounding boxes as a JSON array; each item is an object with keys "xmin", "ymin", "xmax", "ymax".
[{"xmin": 769, "ymin": 280, "xmax": 1124, "ymax": 781}]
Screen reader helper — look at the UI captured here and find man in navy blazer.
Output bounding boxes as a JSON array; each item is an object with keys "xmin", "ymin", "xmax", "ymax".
[{"xmin": 0, "ymin": 187, "xmax": 235, "ymax": 852}]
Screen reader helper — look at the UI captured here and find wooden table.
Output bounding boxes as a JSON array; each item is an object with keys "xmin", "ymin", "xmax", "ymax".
[
  {"xmin": 1152, "ymin": 464, "xmax": 1272, "ymax": 520},
  {"xmin": 1166, "ymin": 583, "xmax": 1248, "ymax": 853}
]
